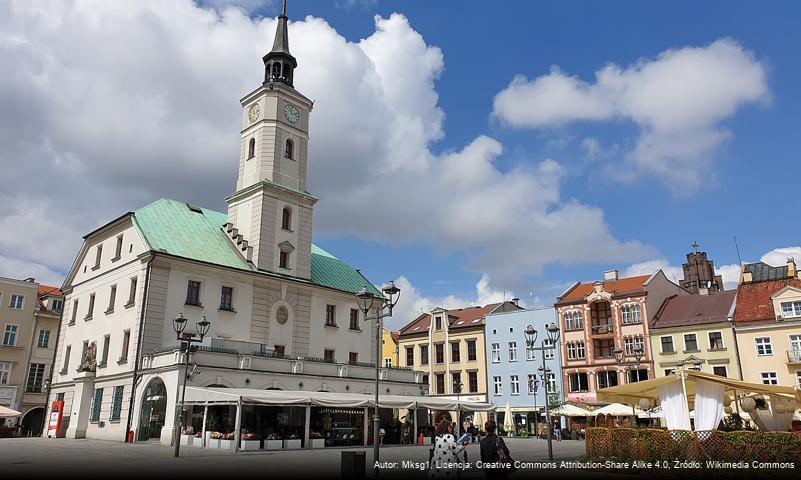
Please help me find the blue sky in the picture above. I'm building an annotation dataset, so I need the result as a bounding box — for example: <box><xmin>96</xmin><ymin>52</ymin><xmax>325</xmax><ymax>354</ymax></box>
<box><xmin>1</xmin><ymin>0</ymin><xmax>799</xmax><ymax>328</ymax></box>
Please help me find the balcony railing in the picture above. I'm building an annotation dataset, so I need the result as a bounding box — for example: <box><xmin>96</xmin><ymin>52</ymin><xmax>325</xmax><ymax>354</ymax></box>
<box><xmin>591</xmin><ymin>324</ymin><xmax>614</xmax><ymax>335</ymax></box>
<box><xmin>787</xmin><ymin>350</ymin><xmax>801</xmax><ymax>363</ymax></box>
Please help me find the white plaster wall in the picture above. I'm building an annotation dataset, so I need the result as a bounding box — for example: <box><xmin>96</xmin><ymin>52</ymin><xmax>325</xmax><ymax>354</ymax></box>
<box><xmin>308</xmin><ymin>292</ymin><xmax>372</xmax><ymax>363</ymax></box>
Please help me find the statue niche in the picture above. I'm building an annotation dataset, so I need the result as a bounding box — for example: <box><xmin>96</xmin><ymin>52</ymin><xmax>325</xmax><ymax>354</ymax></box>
<box><xmin>80</xmin><ymin>341</ymin><xmax>97</xmax><ymax>372</ymax></box>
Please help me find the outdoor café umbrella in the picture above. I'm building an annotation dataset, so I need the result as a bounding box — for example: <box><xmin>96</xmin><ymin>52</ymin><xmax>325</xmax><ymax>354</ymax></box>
<box><xmin>593</xmin><ymin>403</ymin><xmax>642</xmax><ymax>417</ymax></box>
<box><xmin>503</xmin><ymin>403</ymin><xmax>513</xmax><ymax>433</ymax></box>
<box><xmin>550</xmin><ymin>403</ymin><xmax>592</xmax><ymax>417</ymax></box>
<box><xmin>0</xmin><ymin>405</ymin><xmax>21</xmax><ymax>418</ymax></box>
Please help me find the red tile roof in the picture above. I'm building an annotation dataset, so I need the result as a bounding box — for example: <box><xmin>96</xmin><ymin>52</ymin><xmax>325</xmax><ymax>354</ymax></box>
<box><xmin>390</xmin><ymin>331</ymin><xmax>400</xmax><ymax>345</ymax></box>
<box><xmin>399</xmin><ymin>303</ymin><xmax>503</xmax><ymax>335</ymax></box>
<box><xmin>37</xmin><ymin>285</ymin><xmax>63</xmax><ymax>298</ymax></box>
<box><xmin>651</xmin><ymin>290</ymin><xmax>736</xmax><ymax>329</ymax></box>
<box><xmin>557</xmin><ymin>275</ymin><xmax>650</xmax><ymax>303</ymax></box>
<box><xmin>733</xmin><ymin>278</ymin><xmax>801</xmax><ymax>325</ymax></box>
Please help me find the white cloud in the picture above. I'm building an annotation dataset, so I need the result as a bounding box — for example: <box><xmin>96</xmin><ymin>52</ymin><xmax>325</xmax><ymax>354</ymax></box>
<box><xmin>0</xmin><ymin>1</ymin><xmax>649</xmax><ymax>290</ymax></box>
<box><xmin>759</xmin><ymin>246</ymin><xmax>801</xmax><ymax>267</ymax></box>
<box><xmin>0</xmin><ymin>254</ymin><xmax>65</xmax><ymax>286</ymax></box>
<box><xmin>623</xmin><ymin>258</ymin><xmax>684</xmax><ymax>284</ymax></box>
<box><xmin>492</xmin><ymin>39</ymin><xmax>769</xmax><ymax>193</ymax></box>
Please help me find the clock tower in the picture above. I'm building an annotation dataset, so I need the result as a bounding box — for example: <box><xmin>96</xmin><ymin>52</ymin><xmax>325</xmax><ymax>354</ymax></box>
<box><xmin>225</xmin><ymin>0</ymin><xmax>315</xmax><ymax>278</ymax></box>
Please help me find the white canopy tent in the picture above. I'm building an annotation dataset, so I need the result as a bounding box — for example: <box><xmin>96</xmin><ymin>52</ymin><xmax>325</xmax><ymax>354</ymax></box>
<box><xmin>0</xmin><ymin>405</ymin><xmax>21</xmax><ymax>418</ymax></box>
<box><xmin>593</xmin><ymin>402</ymin><xmax>643</xmax><ymax>417</ymax></box>
<box><xmin>550</xmin><ymin>403</ymin><xmax>593</xmax><ymax>417</ymax></box>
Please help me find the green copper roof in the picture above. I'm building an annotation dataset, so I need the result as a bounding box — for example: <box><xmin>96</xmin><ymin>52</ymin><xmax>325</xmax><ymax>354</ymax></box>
<box><xmin>132</xmin><ymin>198</ymin><xmax>381</xmax><ymax>296</ymax></box>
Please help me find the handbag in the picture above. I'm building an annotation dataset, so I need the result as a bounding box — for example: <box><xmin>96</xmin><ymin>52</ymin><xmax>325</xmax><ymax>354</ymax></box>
<box><xmin>495</xmin><ymin>436</ymin><xmax>517</xmax><ymax>473</ymax></box>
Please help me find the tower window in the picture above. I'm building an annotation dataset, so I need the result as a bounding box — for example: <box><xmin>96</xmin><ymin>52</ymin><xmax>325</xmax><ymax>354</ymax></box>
<box><xmin>285</xmin><ymin>139</ymin><xmax>294</xmax><ymax>159</ymax></box>
<box><xmin>279</xmin><ymin>250</ymin><xmax>290</xmax><ymax>269</ymax></box>
<box><xmin>281</xmin><ymin>207</ymin><xmax>292</xmax><ymax>231</ymax></box>
<box><xmin>248</xmin><ymin>138</ymin><xmax>255</xmax><ymax>159</ymax></box>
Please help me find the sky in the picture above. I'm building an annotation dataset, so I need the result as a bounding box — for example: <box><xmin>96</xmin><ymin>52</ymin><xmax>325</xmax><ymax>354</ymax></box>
<box><xmin>1</xmin><ymin>0</ymin><xmax>800</xmax><ymax>329</ymax></box>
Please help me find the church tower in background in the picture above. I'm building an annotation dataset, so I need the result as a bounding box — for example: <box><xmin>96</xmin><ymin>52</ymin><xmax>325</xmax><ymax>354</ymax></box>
<box><xmin>679</xmin><ymin>242</ymin><xmax>724</xmax><ymax>294</ymax></box>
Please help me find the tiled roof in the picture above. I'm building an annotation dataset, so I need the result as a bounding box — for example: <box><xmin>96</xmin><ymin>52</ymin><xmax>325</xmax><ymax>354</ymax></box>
<box><xmin>398</xmin><ymin>303</ymin><xmax>505</xmax><ymax>335</ymax></box>
<box><xmin>733</xmin><ymin>277</ymin><xmax>801</xmax><ymax>325</ymax></box>
<box><xmin>37</xmin><ymin>285</ymin><xmax>63</xmax><ymax>298</ymax></box>
<box><xmin>390</xmin><ymin>331</ymin><xmax>400</xmax><ymax>345</ymax></box>
<box><xmin>651</xmin><ymin>290</ymin><xmax>736</xmax><ymax>329</ymax></box>
<box><xmin>743</xmin><ymin>262</ymin><xmax>789</xmax><ymax>283</ymax></box>
<box><xmin>557</xmin><ymin>275</ymin><xmax>650</xmax><ymax>303</ymax></box>
<box><xmin>132</xmin><ymin>198</ymin><xmax>381</xmax><ymax>296</ymax></box>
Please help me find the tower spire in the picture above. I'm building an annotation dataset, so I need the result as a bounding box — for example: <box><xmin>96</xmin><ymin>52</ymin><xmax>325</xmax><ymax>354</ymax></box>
<box><xmin>263</xmin><ymin>0</ymin><xmax>297</xmax><ymax>86</ymax></box>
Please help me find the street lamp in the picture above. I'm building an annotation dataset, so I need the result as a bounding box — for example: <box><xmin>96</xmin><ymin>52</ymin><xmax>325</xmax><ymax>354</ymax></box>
<box><xmin>357</xmin><ymin>281</ymin><xmax>401</xmax><ymax>474</ymax></box>
<box><xmin>612</xmin><ymin>345</ymin><xmax>645</xmax><ymax>420</ymax></box>
<box><xmin>172</xmin><ymin>313</ymin><xmax>210</xmax><ymax>458</ymax></box>
<box><xmin>528</xmin><ymin>376</ymin><xmax>539</xmax><ymax>437</ymax></box>
<box><xmin>453</xmin><ymin>379</ymin><xmax>463</xmax><ymax>435</ymax></box>
<box><xmin>524</xmin><ymin>322</ymin><xmax>560</xmax><ymax>461</ymax></box>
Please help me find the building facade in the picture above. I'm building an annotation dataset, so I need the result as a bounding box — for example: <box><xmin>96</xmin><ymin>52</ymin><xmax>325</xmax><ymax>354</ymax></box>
<box><xmin>484</xmin><ymin>308</ymin><xmax>562</xmax><ymax>436</ymax></box>
<box><xmin>649</xmin><ymin>290</ymin><xmax>740</xmax><ymax>379</ymax></box>
<box><xmin>382</xmin><ymin>329</ymin><xmax>399</xmax><ymax>368</ymax></box>
<box><xmin>733</xmin><ymin>259</ymin><xmax>801</xmax><ymax>388</ymax></box>
<box><xmin>555</xmin><ymin>269</ymin><xmax>687</xmax><ymax>404</ymax></box>
<box><xmin>46</xmin><ymin>7</ymin><xmax>419</xmax><ymax>446</ymax></box>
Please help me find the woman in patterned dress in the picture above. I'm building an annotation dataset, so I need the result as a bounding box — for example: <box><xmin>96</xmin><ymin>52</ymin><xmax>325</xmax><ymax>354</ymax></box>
<box><xmin>428</xmin><ymin>419</ymin><xmax>466</xmax><ymax>479</ymax></box>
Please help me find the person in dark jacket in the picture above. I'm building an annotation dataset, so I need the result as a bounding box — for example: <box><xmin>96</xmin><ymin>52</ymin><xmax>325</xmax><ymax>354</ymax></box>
<box><xmin>479</xmin><ymin>420</ymin><xmax>511</xmax><ymax>479</ymax></box>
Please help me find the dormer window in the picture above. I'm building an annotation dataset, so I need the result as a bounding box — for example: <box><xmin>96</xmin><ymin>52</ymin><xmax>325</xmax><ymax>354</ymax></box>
<box><xmin>781</xmin><ymin>301</ymin><xmax>801</xmax><ymax>318</ymax></box>
<box><xmin>248</xmin><ymin>138</ymin><xmax>255</xmax><ymax>159</ymax></box>
<box><xmin>285</xmin><ymin>139</ymin><xmax>294</xmax><ymax>159</ymax></box>
<box><xmin>281</xmin><ymin>207</ymin><xmax>292</xmax><ymax>231</ymax></box>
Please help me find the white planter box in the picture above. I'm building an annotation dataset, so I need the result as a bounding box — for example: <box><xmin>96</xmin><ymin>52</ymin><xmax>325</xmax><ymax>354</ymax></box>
<box><xmin>265</xmin><ymin>439</ymin><xmax>283</xmax><ymax>450</ymax></box>
<box><xmin>207</xmin><ymin>438</ymin><xmax>221</xmax><ymax>449</ymax></box>
<box><xmin>283</xmin><ymin>439</ymin><xmax>302</xmax><ymax>450</ymax></box>
<box><xmin>241</xmin><ymin>440</ymin><xmax>261</xmax><ymax>451</ymax></box>
<box><xmin>180</xmin><ymin>434</ymin><xmax>194</xmax><ymax>446</ymax></box>
<box><xmin>310</xmin><ymin>438</ymin><xmax>325</xmax><ymax>449</ymax></box>
<box><xmin>192</xmin><ymin>436</ymin><xmax>203</xmax><ymax>447</ymax></box>
<box><xmin>218</xmin><ymin>439</ymin><xmax>234</xmax><ymax>450</ymax></box>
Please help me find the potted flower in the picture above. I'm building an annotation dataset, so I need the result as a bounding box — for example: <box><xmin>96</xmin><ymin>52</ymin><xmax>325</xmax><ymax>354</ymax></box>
<box><xmin>241</xmin><ymin>432</ymin><xmax>260</xmax><ymax>451</ymax></box>
<box><xmin>265</xmin><ymin>433</ymin><xmax>283</xmax><ymax>451</ymax></box>
<box><xmin>309</xmin><ymin>431</ymin><xmax>325</xmax><ymax>449</ymax></box>
<box><xmin>207</xmin><ymin>431</ymin><xmax>223</xmax><ymax>449</ymax></box>
<box><xmin>283</xmin><ymin>433</ymin><xmax>302</xmax><ymax>450</ymax></box>
<box><xmin>194</xmin><ymin>431</ymin><xmax>203</xmax><ymax>447</ymax></box>
<box><xmin>181</xmin><ymin>426</ymin><xmax>195</xmax><ymax>446</ymax></box>
<box><xmin>219</xmin><ymin>432</ymin><xmax>235</xmax><ymax>450</ymax></box>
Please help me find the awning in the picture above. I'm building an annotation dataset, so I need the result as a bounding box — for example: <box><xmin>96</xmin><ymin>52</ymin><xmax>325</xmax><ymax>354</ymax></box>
<box><xmin>181</xmin><ymin>387</ymin><xmax>496</xmax><ymax>411</ymax></box>
<box><xmin>0</xmin><ymin>405</ymin><xmax>21</xmax><ymax>418</ymax></box>
<box><xmin>593</xmin><ymin>402</ymin><xmax>642</xmax><ymax>416</ymax></box>
<box><xmin>550</xmin><ymin>403</ymin><xmax>593</xmax><ymax>417</ymax></box>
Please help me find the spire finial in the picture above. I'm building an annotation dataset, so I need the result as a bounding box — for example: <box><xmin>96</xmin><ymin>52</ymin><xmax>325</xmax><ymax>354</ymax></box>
<box><xmin>281</xmin><ymin>0</ymin><xmax>287</xmax><ymax>17</ymax></box>
<box><xmin>691</xmin><ymin>241</ymin><xmax>700</xmax><ymax>254</ymax></box>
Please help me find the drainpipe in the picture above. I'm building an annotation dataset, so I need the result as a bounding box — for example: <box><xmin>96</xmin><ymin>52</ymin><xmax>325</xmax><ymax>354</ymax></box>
<box><xmin>123</xmin><ymin>255</ymin><xmax>154</xmax><ymax>442</ymax></box>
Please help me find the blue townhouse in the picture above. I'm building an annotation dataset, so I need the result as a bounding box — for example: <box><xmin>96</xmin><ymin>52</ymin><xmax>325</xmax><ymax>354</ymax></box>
<box><xmin>484</xmin><ymin>307</ymin><xmax>564</xmax><ymax>436</ymax></box>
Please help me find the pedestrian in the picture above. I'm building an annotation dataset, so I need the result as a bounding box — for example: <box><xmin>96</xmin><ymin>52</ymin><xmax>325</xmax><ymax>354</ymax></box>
<box><xmin>428</xmin><ymin>419</ymin><xmax>467</xmax><ymax>479</ymax></box>
<box><xmin>555</xmin><ymin>427</ymin><xmax>562</xmax><ymax>442</ymax></box>
<box><xmin>479</xmin><ymin>420</ymin><xmax>515</xmax><ymax>479</ymax></box>
<box><xmin>379</xmin><ymin>426</ymin><xmax>386</xmax><ymax>447</ymax></box>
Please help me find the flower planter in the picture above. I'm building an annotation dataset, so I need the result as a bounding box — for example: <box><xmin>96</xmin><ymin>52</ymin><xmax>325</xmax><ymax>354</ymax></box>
<box><xmin>241</xmin><ymin>440</ymin><xmax>261</xmax><ymax>451</ymax></box>
<box><xmin>180</xmin><ymin>434</ymin><xmax>194</xmax><ymax>446</ymax></box>
<box><xmin>310</xmin><ymin>438</ymin><xmax>325</xmax><ymax>449</ymax></box>
<box><xmin>207</xmin><ymin>438</ymin><xmax>221</xmax><ymax>449</ymax></box>
<box><xmin>283</xmin><ymin>439</ymin><xmax>302</xmax><ymax>450</ymax></box>
<box><xmin>218</xmin><ymin>439</ymin><xmax>234</xmax><ymax>450</ymax></box>
<box><xmin>265</xmin><ymin>439</ymin><xmax>283</xmax><ymax>451</ymax></box>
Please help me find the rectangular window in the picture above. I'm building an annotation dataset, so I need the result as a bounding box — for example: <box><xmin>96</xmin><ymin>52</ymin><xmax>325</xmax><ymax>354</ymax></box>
<box><xmin>100</xmin><ymin>335</ymin><xmax>110</xmax><ymax>367</ymax></box>
<box><xmin>384</xmin><ymin>358</ymin><xmax>392</xmax><ymax>367</ymax></box>
<box><xmin>90</xmin><ymin>388</ymin><xmax>103</xmax><ymax>422</ymax></box>
<box><xmin>684</xmin><ymin>333</ymin><xmax>698</xmax><ymax>352</ymax></box>
<box><xmin>323</xmin><ymin>349</ymin><xmax>335</xmax><ymax>362</ymax></box>
<box><xmin>577</xmin><ymin>341</ymin><xmax>585</xmax><ymax>359</ymax></box>
<box><xmin>491</xmin><ymin>343</ymin><xmax>501</xmax><ymax>363</ymax></box>
<box><xmin>624</xmin><ymin>337</ymin><xmax>634</xmax><ymax>355</ymax></box>
<box><xmin>594</xmin><ymin>339</ymin><xmax>614</xmax><ymax>358</ymax></box>
<box><xmin>713</xmin><ymin>366</ymin><xmax>728</xmax><ymax>377</ymax></box>
<box><xmin>126</xmin><ymin>277</ymin><xmax>137</xmax><ymax>306</ymax></box>
<box><xmin>279</xmin><ymin>250</ymin><xmax>289</xmax><ymax>269</ymax></box>
<box><xmin>526</xmin><ymin>343</ymin><xmax>536</xmax><ymax>360</ymax></box>
<box><xmin>435</xmin><ymin>343</ymin><xmax>444</xmax><ymax>364</ymax></box>
<box><xmin>452</xmin><ymin>372</ymin><xmax>461</xmax><ymax>392</ymax></box>
<box><xmin>621</xmin><ymin>304</ymin><xmax>641</xmax><ymax>324</ymax></box>
<box><xmin>220</xmin><ymin>286</ymin><xmax>234</xmax><ymax>311</ymax></box>
<box><xmin>325</xmin><ymin>304</ymin><xmax>336</xmax><ymax>327</ymax></box>
<box><xmin>93</xmin><ymin>244</ymin><xmax>103</xmax><ymax>268</ymax></box>
<box><xmin>113</xmin><ymin>235</ymin><xmax>123</xmax><ymax>260</ymax></box>
<box><xmin>349</xmin><ymin>352</ymin><xmax>359</xmax><ymax>364</ymax></box>
<box><xmin>3</xmin><ymin>325</ymin><xmax>18</xmax><ymax>346</ymax></box>
<box><xmin>468</xmin><ymin>371</ymin><xmax>478</xmax><ymax>393</ymax></box>
<box><xmin>467</xmin><ymin>340</ymin><xmax>477</xmax><ymax>361</ymax></box>
<box><xmin>0</xmin><ymin>362</ymin><xmax>12</xmax><ymax>384</ymax></box>
<box><xmin>9</xmin><ymin>294</ymin><xmax>24</xmax><ymax>310</ymax></box>
<box><xmin>274</xmin><ymin>345</ymin><xmax>285</xmax><ymax>355</ymax></box>
<box><xmin>781</xmin><ymin>301</ymin><xmax>801</xmax><ymax>318</ymax></box>
<box><xmin>435</xmin><ymin>316</ymin><xmax>442</xmax><ymax>331</ymax></box>
<box><xmin>451</xmin><ymin>341</ymin><xmax>460</xmax><ymax>362</ymax></box>
<box><xmin>761</xmin><ymin>371</ymin><xmax>778</xmax><ymax>385</ymax></box>
<box><xmin>422</xmin><ymin>374</ymin><xmax>429</xmax><ymax>388</ymax></box>
<box><xmin>186</xmin><ymin>280</ymin><xmax>201</xmax><ymax>306</ymax></box>
<box><xmin>37</xmin><ymin>330</ymin><xmax>51</xmax><ymax>348</ymax></box>
<box><xmin>527</xmin><ymin>374</ymin><xmax>537</xmax><ymax>394</ymax></box>
<box><xmin>106</xmin><ymin>285</ymin><xmax>117</xmax><ymax>313</ymax></box>
<box><xmin>120</xmin><ymin>330</ymin><xmax>130</xmax><ymax>363</ymax></box>
<box><xmin>62</xmin><ymin>345</ymin><xmax>71</xmax><ymax>372</ymax></box>
<box><xmin>436</xmin><ymin>374</ymin><xmax>445</xmax><ymax>394</ymax></box>
<box><xmin>420</xmin><ymin>345</ymin><xmax>429</xmax><ymax>365</ymax></box>
<box><xmin>510</xmin><ymin>375</ymin><xmax>520</xmax><ymax>395</ymax></box>
<box><xmin>708</xmin><ymin>332</ymin><xmax>724</xmax><ymax>350</ymax></box>
<box><xmin>349</xmin><ymin>309</ymin><xmax>360</xmax><ymax>330</ymax></box>
<box><xmin>564</xmin><ymin>311</ymin><xmax>583</xmax><ymax>331</ymax></box>
<box><xmin>51</xmin><ymin>299</ymin><xmax>63</xmax><ymax>312</ymax></box>
<box><xmin>26</xmin><ymin>363</ymin><xmax>45</xmax><ymax>392</ymax></box>
<box><xmin>71</xmin><ymin>300</ymin><xmax>79</xmax><ymax>323</ymax></box>
<box><xmin>568</xmin><ymin>372</ymin><xmax>589</xmax><ymax>392</ymax></box>
<box><xmin>405</xmin><ymin>346</ymin><xmax>414</xmax><ymax>366</ymax></box>
<box><xmin>508</xmin><ymin>341</ymin><xmax>518</xmax><ymax>362</ymax></box>
<box><xmin>755</xmin><ymin>337</ymin><xmax>773</xmax><ymax>356</ymax></box>
<box><xmin>546</xmin><ymin>372</ymin><xmax>557</xmax><ymax>393</ymax></box>
<box><xmin>111</xmin><ymin>385</ymin><xmax>124</xmax><ymax>421</ymax></box>
<box><xmin>86</xmin><ymin>293</ymin><xmax>95</xmax><ymax>319</ymax></box>
<box><xmin>493</xmin><ymin>376</ymin><xmax>503</xmax><ymax>396</ymax></box>
<box><xmin>627</xmin><ymin>369</ymin><xmax>648</xmax><ymax>383</ymax></box>
<box><xmin>596</xmin><ymin>370</ymin><xmax>618</xmax><ymax>389</ymax></box>
<box><xmin>661</xmin><ymin>336</ymin><xmax>674</xmax><ymax>353</ymax></box>
<box><xmin>544</xmin><ymin>339</ymin><xmax>555</xmax><ymax>359</ymax></box>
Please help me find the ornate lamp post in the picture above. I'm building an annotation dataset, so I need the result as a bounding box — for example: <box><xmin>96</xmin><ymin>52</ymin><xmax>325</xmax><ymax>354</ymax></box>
<box><xmin>528</xmin><ymin>376</ymin><xmax>539</xmax><ymax>437</ymax></box>
<box><xmin>613</xmin><ymin>345</ymin><xmax>645</xmax><ymax>419</ymax></box>
<box><xmin>172</xmin><ymin>313</ymin><xmax>210</xmax><ymax>458</ymax></box>
<box><xmin>357</xmin><ymin>281</ymin><xmax>401</xmax><ymax>475</ymax></box>
<box><xmin>524</xmin><ymin>323</ymin><xmax>560</xmax><ymax>461</ymax></box>
<box><xmin>453</xmin><ymin>379</ymin><xmax>463</xmax><ymax>435</ymax></box>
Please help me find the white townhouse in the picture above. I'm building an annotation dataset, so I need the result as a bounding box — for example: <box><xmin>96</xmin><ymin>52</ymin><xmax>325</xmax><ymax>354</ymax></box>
<box><xmin>47</xmin><ymin>6</ymin><xmax>420</xmax><ymax>446</ymax></box>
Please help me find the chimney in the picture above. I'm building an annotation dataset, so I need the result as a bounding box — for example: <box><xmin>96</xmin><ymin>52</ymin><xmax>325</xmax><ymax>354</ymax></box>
<box><xmin>788</xmin><ymin>258</ymin><xmax>797</xmax><ymax>278</ymax></box>
<box><xmin>604</xmin><ymin>269</ymin><xmax>619</xmax><ymax>281</ymax></box>
<box><xmin>511</xmin><ymin>298</ymin><xmax>519</xmax><ymax>306</ymax></box>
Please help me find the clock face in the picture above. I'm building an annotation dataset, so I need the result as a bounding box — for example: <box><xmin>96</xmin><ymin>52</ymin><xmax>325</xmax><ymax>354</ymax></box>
<box><xmin>247</xmin><ymin>103</ymin><xmax>260</xmax><ymax>123</ymax></box>
<box><xmin>283</xmin><ymin>104</ymin><xmax>300</xmax><ymax>124</ymax></box>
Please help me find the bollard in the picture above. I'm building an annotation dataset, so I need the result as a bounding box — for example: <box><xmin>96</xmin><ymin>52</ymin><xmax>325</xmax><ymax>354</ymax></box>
<box><xmin>341</xmin><ymin>450</ymin><xmax>366</xmax><ymax>480</ymax></box>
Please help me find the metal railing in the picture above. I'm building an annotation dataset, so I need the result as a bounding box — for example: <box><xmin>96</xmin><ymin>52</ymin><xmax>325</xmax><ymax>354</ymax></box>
<box><xmin>786</xmin><ymin>349</ymin><xmax>801</xmax><ymax>363</ymax></box>
<box><xmin>591</xmin><ymin>324</ymin><xmax>614</xmax><ymax>335</ymax></box>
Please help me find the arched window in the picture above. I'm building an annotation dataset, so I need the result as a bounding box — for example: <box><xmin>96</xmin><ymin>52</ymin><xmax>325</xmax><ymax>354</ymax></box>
<box><xmin>248</xmin><ymin>138</ymin><xmax>255</xmax><ymax>159</ymax></box>
<box><xmin>284</xmin><ymin>139</ymin><xmax>293</xmax><ymax>159</ymax></box>
<box><xmin>272</xmin><ymin>63</ymin><xmax>281</xmax><ymax>80</ymax></box>
<box><xmin>281</xmin><ymin>207</ymin><xmax>291</xmax><ymax>231</ymax></box>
